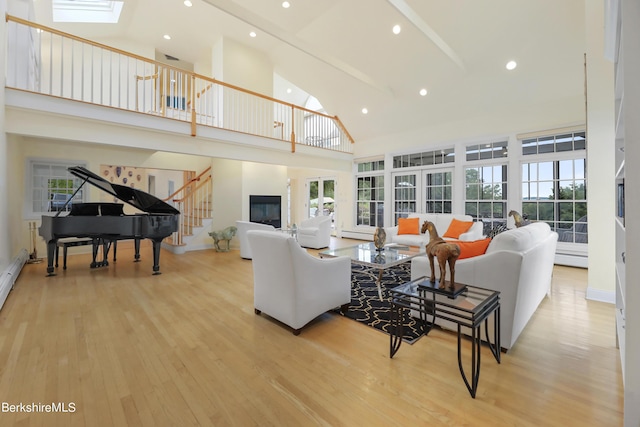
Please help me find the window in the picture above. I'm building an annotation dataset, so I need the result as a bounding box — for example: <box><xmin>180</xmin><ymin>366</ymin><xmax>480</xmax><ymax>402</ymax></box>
<box><xmin>522</xmin><ymin>132</ymin><xmax>585</xmax><ymax>155</ymax></box>
<box><xmin>393</xmin><ymin>148</ymin><xmax>454</xmax><ymax>168</ymax></box>
<box><xmin>522</xmin><ymin>159</ymin><xmax>587</xmax><ymax>243</ymax></box>
<box><xmin>520</xmin><ymin>130</ymin><xmax>587</xmax><ymax>243</ymax></box>
<box><xmin>465</xmin><ymin>165</ymin><xmax>507</xmax><ymax>229</ymax></box>
<box><xmin>424</xmin><ymin>170</ymin><xmax>452</xmax><ymax>214</ymax></box>
<box><xmin>392</xmin><ymin>173</ymin><xmax>417</xmax><ymax>224</ymax></box>
<box><xmin>466</xmin><ymin>141</ymin><xmax>508</xmax><ymax>161</ymax></box>
<box><xmin>28</xmin><ymin>160</ymin><xmax>86</xmax><ymax>217</ymax></box>
<box><xmin>355</xmin><ymin>160</ymin><xmax>384</xmax><ymax>227</ymax></box>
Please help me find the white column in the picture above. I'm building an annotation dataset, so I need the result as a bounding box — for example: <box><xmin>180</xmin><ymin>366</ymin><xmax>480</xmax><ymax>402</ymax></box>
<box><xmin>585</xmin><ymin>0</ymin><xmax>616</xmax><ymax>302</ymax></box>
<box><xmin>0</xmin><ymin>0</ymin><xmax>11</xmax><ymax>271</ymax></box>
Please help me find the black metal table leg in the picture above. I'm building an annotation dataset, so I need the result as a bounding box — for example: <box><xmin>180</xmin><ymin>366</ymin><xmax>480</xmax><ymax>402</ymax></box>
<box><xmin>390</xmin><ymin>300</ymin><xmax>403</xmax><ymax>358</ymax></box>
<box><xmin>484</xmin><ymin>307</ymin><xmax>502</xmax><ymax>363</ymax></box>
<box><xmin>457</xmin><ymin>325</ymin><xmax>482</xmax><ymax>398</ymax></box>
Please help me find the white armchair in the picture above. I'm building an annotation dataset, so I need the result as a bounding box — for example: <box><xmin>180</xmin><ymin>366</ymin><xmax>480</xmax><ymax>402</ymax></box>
<box><xmin>247</xmin><ymin>230</ymin><xmax>351</xmax><ymax>335</ymax></box>
<box><xmin>297</xmin><ymin>215</ymin><xmax>332</xmax><ymax>249</ymax></box>
<box><xmin>236</xmin><ymin>220</ymin><xmax>276</xmax><ymax>259</ymax></box>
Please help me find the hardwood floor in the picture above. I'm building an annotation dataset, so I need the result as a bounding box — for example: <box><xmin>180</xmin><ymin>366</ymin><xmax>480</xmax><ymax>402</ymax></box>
<box><xmin>0</xmin><ymin>238</ymin><xmax>623</xmax><ymax>426</ymax></box>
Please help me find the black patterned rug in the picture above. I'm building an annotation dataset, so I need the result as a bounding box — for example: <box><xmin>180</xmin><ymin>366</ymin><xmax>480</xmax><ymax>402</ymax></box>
<box><xmin>338</xmin><ymin>263</ymin><xmax>424</xmax><ymax>344</ymax></box>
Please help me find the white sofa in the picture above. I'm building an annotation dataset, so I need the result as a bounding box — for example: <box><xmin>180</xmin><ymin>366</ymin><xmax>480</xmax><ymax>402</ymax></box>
<box><xmin>297</xmin><ymin>215</ymin><xmax>332</xmax><ymax>249</ymax></box>
<box><xmin>236</xmin><ymin>220</ymin><xmax>276</xmax><ymax>259</ymax></box>
<box><xmin>247</xmin><ymin>230</ymin><xmax>351</xmax><ymax>335</ymax></box>
<box><xmin>410</xmin><ymin>222</ymin><xmax>558</xmax><ymax>351</ymax></box>
<box><xmin>384</xmin><ymin>213</ymin><xmax>484</xmax><ymax>247</ymax></box>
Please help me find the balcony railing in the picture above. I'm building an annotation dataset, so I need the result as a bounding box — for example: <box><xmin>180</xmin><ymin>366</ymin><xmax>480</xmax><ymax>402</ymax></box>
<box><xmin>5</xmin><ymin>15</ymin><xmax>354</xmax><ymax>153</ymax></box>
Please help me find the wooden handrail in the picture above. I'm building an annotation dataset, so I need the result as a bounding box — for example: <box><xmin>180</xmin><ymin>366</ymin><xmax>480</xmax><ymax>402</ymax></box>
<box><xmin>6</xmin><ymin>14</ymin><xmax>355</xmax><ymax>150</ymax></box>
<box><xmin>164</xmin><ymin>166</ymin><xmax>212</xmax><ymax>202</ymax></box>
<box><xmin>334</xmin><ymin>115</ymin><xmax>355</xmax><ymax>144</ymax></box>
<box><xmin>187</xmin><ymin>175</ymin><xmax>213</xmax><ymax>198</ymax></box>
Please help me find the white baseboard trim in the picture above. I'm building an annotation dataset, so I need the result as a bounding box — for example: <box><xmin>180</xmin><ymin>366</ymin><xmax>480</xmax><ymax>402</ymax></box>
<box><xmin>554</xmin><ymin>253</ymin><xmax>588</xmax><ymax>268</ymax></box>
<box><xmin>184</xmin><ymin>243</ymin><xmax>216</xmax><ymax>252</ymax></box>
<box><xmin>586</xmin><ymin>287</ymin><xmax>615</xmax><ymax>304</ymax></box>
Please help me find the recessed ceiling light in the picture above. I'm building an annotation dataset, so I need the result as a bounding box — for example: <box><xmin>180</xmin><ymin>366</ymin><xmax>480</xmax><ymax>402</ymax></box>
<box><xmin>163</xmin><ymin>34</ymin><xmax>171</xmax><ymax>40</ymax></box>
<box><xmin>419</xmin><ymin>88</ymin><xmax>428</xmax><ymax>96</ymax></box>
<box><xmin>183</xmin><ymin>0</ymin><xmax>192</xmax><ymax>6</ymax></box>
<box><xmin>506</xmin><ymin>60</ymin><xmax>517</xmax><ymax>70</ymax></box>
<box><xmin>282</xmin><ymin>1</ymin><xmax>291</xmax><ymax>8</ymax></box>
<box><xmin>392</xmin><ymin>24</ymin><xmax>401</xmax><ymax>35</ymax></box>
<box><xmin>249</xmin><ymin>31</ymin><xmax>257</xmax><ymax>38</ymax></box>
<box><xmin>286</xmin><ymin>88</ymin><xmax>292</xmax><ymax>94</ymax></box>
<box><xmin>361</xmin><ymin>108</ymin><xmax>368</xmax><ymax>115</ymax></box>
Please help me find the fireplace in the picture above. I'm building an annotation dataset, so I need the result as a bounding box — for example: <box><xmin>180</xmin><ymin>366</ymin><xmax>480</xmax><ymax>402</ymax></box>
<box><xmin>249</xmin><ymin>195</ymin><xmax>282</xmax><ymax>229</ymax></box>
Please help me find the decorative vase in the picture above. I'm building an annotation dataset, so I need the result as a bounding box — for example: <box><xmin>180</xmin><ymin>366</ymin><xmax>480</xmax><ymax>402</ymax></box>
<box><xmin>373</xmin><ymin>227</ymin><xmax>386</xmax><ymax>251</ymax></box>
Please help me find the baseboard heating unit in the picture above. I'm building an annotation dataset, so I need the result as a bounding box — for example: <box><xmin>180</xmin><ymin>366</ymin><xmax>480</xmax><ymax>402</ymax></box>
<box><xmin>0</xmin><ymin>248</ymin><xmax>28</xmax><ymax>311</ymax></box>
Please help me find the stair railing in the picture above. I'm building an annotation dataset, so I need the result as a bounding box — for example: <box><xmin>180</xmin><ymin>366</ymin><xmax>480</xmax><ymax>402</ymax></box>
<box><xmin>5</xmin><ymin>15</ymin><xmax>355</xmax><ymax>153</ymax></box>
<box><xmin>164</xmin><ymin>167</ymin><xmax>213</xmax><ymax>246</ymax></box>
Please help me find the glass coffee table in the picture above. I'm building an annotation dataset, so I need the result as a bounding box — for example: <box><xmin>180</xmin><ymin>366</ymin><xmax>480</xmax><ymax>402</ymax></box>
<box><xmin>319</xmin><ymin>243</ymin><xmax>422</xmax><ymax>299</ymax></box>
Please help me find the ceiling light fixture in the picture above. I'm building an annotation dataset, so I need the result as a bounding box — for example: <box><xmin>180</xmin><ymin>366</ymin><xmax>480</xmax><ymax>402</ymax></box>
<box><xmin>506</xmin><ymin>60</ymin><xmax>517</xmax><ymax>70</ymax></box>
<box><xmin>282</xmin><ymin>1</ymin><xmax>291</xmax><ymax>8</ymax></box>
<box><xmin>419</xmin><ymin>88</ymin><xmax>428</xmax><ymax>96</ymax></box>
<box><xmin>163</xmin><ymin>34</ymin><xmax>171</xmax><ymax>40</ymax></box>
<box><xmin>183</xmin><ymin>0</ymin><xmax>192</xmax><ymax>7</ymax></box>
<box><xmin>392</xmin><ymin>24</ymin><xmax>401</xmax><ymax>35</ymax></box>
<box><xmin>286</xmin><ymin>88</ymin><xmax>292</xmax><ymax>94</ymax></box>
<box><xmin>362</xmin><ymin>108</ymin><xmax>368</xmax><ymax>115</ymax></box>
<box><xmin>249</xmin><ymin>31</ymin><xmax>257</xmax><ymax>38</ymax></box>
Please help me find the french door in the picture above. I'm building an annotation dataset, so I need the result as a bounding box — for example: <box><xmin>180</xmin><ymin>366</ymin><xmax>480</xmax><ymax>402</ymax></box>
<box><xmin>307</xmin><ymin>177</ymin><xmax>336</xmax><ymax>230</ymax></box>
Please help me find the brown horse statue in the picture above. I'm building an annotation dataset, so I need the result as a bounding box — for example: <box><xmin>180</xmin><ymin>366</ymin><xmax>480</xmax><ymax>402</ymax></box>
<box><xmin>421</xmin><ymin>221</ymin><xmax>461</xmax><ymax>290</ymax></box>
<box><xmin>508</xmin><ymin>210</ymin><xmax>530</xmax><ymax>227</ymax></box>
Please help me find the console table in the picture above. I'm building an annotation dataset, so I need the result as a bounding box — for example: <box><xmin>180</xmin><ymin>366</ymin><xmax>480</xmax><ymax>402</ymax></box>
<box><xmin>389</xmin><ymin>276</ymin><xmax>501</xmax><ymax>398</ymax></box>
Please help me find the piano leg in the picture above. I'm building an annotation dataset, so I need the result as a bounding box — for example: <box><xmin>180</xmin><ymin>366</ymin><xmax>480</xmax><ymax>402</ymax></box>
<box><xmin>90</xmin><ymin>238</ymin><xmax>101</xmax><ymax>268</ymax></box>
<box><xmin>100</xmin><ymin>240</ymin><xmax>111</xmax><ymax>267</ymax></box>
<box><xmin>151</xmin><ymin>239</ymin><xmax>162</xmax><ymax>275</ymax></box>
<box><xmin>134</xmin><ymin>238</ymin><xmax>141</xmax><ymax>262</ymax></box>
<box><xmin>46</xmin><ymin>240</ymin><xmax>57</xmax><ymax>276</ymax></box>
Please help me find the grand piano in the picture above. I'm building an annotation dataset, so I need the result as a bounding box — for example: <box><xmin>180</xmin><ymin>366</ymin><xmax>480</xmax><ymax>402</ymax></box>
<box><xmin>39</xmin><ymin>166</ymin><xmax>180</xmax><ymax>276</ymax></box>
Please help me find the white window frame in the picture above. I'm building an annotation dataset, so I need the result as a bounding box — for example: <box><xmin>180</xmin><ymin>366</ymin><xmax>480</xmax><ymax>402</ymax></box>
<box><xmin>464</xmin><ymin>161</ymin><xmax>508</xmax><ymax>230</ymax></box>
<box><xmin>518</xmin><ymin>130</ymin><xmax>587</xmax><ymax>256</ymax></box>
<box><xmin>354</xmin><ymin>159</ymin><xmax>385</xmax><ymax>228</ymax></box>
<box><xmin>423</xmin><ymin>168</ymin><xmax>453</xmax><ymax>214</ymax></box>
<box><xmin>25</xmin><ymin>158</ymin><xmax>87</xmax><ymax>220</ymax></box>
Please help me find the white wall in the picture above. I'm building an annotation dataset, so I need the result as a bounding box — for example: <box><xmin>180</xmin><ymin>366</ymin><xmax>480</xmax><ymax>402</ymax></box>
<box><xmin>242</xmin><ymin>162</ymin><xmax>288</xmax><ymax>227</ymax></box>
<box><xmin>211</xmin><ymin>158</ymin><xmax>242</xmax><ymax>246</ymax></box>
<box><xmin>214</xmin><ymin>37</ymin><xmax>272</xmax><ymax>95</ymax></box>
<box><xmin>585</xmin><ymin>0</ymin><xmax>616</xmax><ymax>299</ymax></box>
<box><xmin>0</xmin><ymin>0</ymin><xmax>10</xmax><ymax>271</ymax></box>
<box><xmin>208</xmin><ymin>159</ymin><xmax>288</xmax><ymax>250</ymax></box>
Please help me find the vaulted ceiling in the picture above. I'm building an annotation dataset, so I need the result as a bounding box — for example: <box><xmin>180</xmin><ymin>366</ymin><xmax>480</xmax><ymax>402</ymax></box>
<box><xmin>30</xmin><ymin>0</ymin><xmax>587</xmax><ymax>142</ymax></box>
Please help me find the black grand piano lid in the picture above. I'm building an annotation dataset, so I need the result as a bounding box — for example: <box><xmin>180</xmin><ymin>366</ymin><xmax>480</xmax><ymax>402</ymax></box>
<box><xmin>68</xmin><ymin>166</ymin><xmax>180</xmax><ymax>215</ymax></box>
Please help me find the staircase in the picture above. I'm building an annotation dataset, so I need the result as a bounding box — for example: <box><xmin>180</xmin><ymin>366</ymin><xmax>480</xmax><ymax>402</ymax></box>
<box><xmin>162</xmin><ymin>167</ymin><xmax>213</xmax><ymax>254</ymax></box>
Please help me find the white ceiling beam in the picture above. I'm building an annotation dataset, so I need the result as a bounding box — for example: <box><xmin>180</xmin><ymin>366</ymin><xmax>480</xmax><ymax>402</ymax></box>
<box><xmin>387</xmin><ymin>0</ymin><xmax>465</xmax><ymax>71</ymax></box>
<box><xmin>201</xmin><ymin>0</ymin><xmax>393</xmax><ymax>96</ymax></box>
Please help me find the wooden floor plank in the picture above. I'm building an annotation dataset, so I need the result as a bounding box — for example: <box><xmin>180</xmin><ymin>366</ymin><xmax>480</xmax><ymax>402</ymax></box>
<box><xmin>0</xmin><ymin>238</ymin><xmax>623</xmax><ymax>426</ymax></box>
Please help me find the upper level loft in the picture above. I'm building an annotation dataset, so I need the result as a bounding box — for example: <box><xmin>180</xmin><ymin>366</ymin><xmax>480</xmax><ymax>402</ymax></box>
<box><xmin>4</xmin><ymin>15</ymin><xmax>355</xmax><ymax>157</ymax></box>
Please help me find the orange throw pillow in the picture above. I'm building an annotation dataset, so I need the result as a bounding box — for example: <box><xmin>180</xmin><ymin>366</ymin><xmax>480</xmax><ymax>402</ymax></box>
<box><xmin>443</xmin><ymin>218</ymin><xmax>474</xmax><ymax>239</ymax></box>
<box><xmin>456</xmin><ymin>238</ymin><xmax>491</xmax><ymax>259</ymax></box>
<box><xmin>397</xmin><ymin>217</ymin><xmax>420</xmax><ymax>235</ymax></box>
